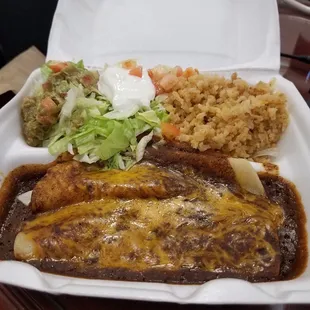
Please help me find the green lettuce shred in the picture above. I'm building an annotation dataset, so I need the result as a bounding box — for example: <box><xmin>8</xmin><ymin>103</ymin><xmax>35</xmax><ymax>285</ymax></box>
<box><xmin>44</xmin><ymin>68</ymin><xmax>169</xmax><ymax>170</ymax></box>
<box><xmin>40</xmin><ymin>63</ymin><xmax>53</xmax><ymax>79</ymax></box>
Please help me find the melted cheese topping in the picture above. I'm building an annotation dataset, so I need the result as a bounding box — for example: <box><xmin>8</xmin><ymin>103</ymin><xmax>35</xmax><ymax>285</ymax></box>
<box><xmin>16</xmin><ymin>188</ymin><xmax>284</xmax><ymax>275</ymax></box>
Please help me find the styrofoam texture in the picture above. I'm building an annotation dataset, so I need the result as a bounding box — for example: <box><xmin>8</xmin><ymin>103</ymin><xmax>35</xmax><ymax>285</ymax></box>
<box><xmin>0</xmin><ymin>67</ymin><xmax>309</xmax><ymax>304</ymax></box>
<box><xmin>47</xmin><ymin>0</ymin><xmax>280</xmax><ymax>71</ymax></box>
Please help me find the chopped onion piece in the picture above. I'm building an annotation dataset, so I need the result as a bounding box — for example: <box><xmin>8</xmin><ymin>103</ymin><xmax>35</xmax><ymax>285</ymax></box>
<box><xmin>136</xmin><ymin>131</ymin><xmax>153</xmax><ymax>162</ymax></box>
<box><xmin>254</xmin><ymin>148</ymin><xmax>278</xmax><ymax>158</ymax></box>
<box><xmin>17</xmin><ymin>190</ymin><xmax>33</xmax><ymax>206</ymax></box>
<box><xmin>118</xmin><ymin>155</ymin><xmax>125</xmax><ymax>170</ymax></box>
<box><xmin>67</xmin><ymin>143</ymin><xmax>74</xmax><ymax>155</ymax></box>
<box><xmin>229</xmin><ymin>158</ymin><xmax>265</xmax><ymax>196</ymax></box>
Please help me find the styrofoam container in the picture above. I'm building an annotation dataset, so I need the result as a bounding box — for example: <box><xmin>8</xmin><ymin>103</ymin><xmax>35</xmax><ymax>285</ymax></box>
<box><xmin>0</xmin><ymin>0</ymin><xmax>309</xmax><ymax>304</ymax></box>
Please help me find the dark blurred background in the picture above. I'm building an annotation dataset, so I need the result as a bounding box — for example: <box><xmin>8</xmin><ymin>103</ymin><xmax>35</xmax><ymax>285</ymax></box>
<box><xmin>0</xmin><ymin>0</ymin><xmax>58</xmax><ymax>68</ymax></box>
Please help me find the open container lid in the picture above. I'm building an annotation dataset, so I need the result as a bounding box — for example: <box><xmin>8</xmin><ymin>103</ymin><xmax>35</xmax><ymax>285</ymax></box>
<box><xmin>47</xmin><ymin>0</ymin><xmax>280</xmax><ymax>71</ymax></box>
<box><xmin>5</xmin><ymin>0</ymin><xmax>310</xmax><ymax>304</ymax></box>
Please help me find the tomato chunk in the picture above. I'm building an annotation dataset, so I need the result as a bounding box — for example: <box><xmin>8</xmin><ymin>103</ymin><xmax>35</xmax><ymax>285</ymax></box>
<box><xmin>147</xmin><ymin>69</ymin><xmax>154</xmax><ymax>79</ymax></box>
<box><xmin>154</xmin><ymin>83</ymin><xmax>165</xmax><ymax>96</ymax></box>
<box><xmin>161</xmin><ymin>123</ymin><xmax>180</xmax><ymax>140</ymax></box>
<box><xmin>129</xmin><ymin>66</ymin><xmax>143</xmax><ymax>78</ymax></box>
<box><xmin>48</xmin><ymin>62</ymin><xmax>68</xmax><ymax>73</ymax></box>
<box><xmin>159</xmin><ymin>74</ymin><xmax>178</xmax><ymax>91</ymax></box>
<box><xmin>36</xmin><ymin>115</ymin><xmax>57</xmax><ymax>125</ymax></box>
<box><xmin>82</xmin><ymin>74</ymin><xmax>95</xmax><ymax>86</ymax></box>
<box><xmin>183</xmin><ymin>67</ymin><xmax>198</xmax><ymax>78</ymax></box>
<box><xmin>39</xmin><ymin>97</ymin><xmax>58</xmax><ymax>114</ymax></box>
<box><xmin>37</xmin><ymin>97</ymin><xmax>58</xmax><ymax>125</ymax></box>
<box><xmin>121</xmin><ymin>59</ymin><xmax>137</xmax><ymax>70</ymax></box>
<box><xmin>148</xmin><ymin>65</ymin><xmax>185</xmax><ymax>94</ymax></box>
<box><xmin>149</xmin><ymin>65</ymin><xmax>169</xmax><ymax>81</ymax></box>
<box><xmin>42</xmin><ymin>81</ymin><xmax>52</xmax><ymax>92</ymax></box>
<box><xmin>173</xmin><ymin>66</ymin><xmax>183</xmax><ymax>77</ymax></box>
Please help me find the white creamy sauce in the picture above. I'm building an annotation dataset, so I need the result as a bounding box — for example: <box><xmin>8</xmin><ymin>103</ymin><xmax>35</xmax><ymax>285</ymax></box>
<box><xmin>98</xmin><ymin>66</ymin><xmax>155</xmax><ymax>114</ymax></box>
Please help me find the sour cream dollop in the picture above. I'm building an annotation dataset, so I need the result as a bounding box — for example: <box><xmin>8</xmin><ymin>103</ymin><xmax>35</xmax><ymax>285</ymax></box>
<box><xmin>98</xmin><ymin>66</ymin><xmax>155</xmax><ymax>116</ymax></box>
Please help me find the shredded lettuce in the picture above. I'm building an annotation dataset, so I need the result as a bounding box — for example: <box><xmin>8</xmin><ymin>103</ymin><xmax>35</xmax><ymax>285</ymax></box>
<box><xmin>44</xmin><ymin>66</ymin><xmax>169</xmax><ymax>170</ymax></box>
<box><xmin>137</xmin><ymin>110</ymin><xmax>160</xmax><ymax>126</ymax></box>
<box><xmin>48</xmin><ymin>109</ymin><xmax>156</xmax><ymax>169</ymax></box>
<box><xmin>106</xmin><ymin>153</ymin><xmax>125</xmax><ymax>170</ymax></box>
<box><xmin>48</xmin><ymin>136</ymin><xmax>71</xmax><ymax>155</ymax></box>
<box><xmin>57</xmin><ymin>80</ymin><xmax>70</xmax><ymax>93</ymax></box>
<box><xmin>76</xmin><ymin>59</ymin><xmax>85</xmax><ymax>69</ymax></box>
<box><xmin>151</xmin><ymin>99</ymin><xmax>169</xmax><ymax>122</ymax></box>
<box><xmin>59</xmin><ymin>85</ymin><xmax>84</xmax><ymax>126</ymax></box>
<box><xmin>41</xmin><ymin>63</ymin><xmax>53</xmax><ymax>79</ymax></box>
<box><xmin>73</xmin><ymin>153</ymin><xmax>99</xmax><ymax>164</ymax></box>
<box><xmin>96</xmin><ymin>122</ymin><xmax>130</xmax><ymax>160</ymax></box>
<box><xmin>105</xmin><ymin>154</ymin><xmax>135</xmax><ymax>170</ymax></box>
<box><xmin>76</xmin><ymin>97</ymin><xmax>109</xmax><ymax>112</ymax></box>
<box><xmin>40</xmin><ymin>59</ymin><xmax>85</xmax><ymax>80</ymax></box>
<box><xmin>103</xmin><ymin>105</ymin><xmax>139</xmax><ymax>120</ymax></box>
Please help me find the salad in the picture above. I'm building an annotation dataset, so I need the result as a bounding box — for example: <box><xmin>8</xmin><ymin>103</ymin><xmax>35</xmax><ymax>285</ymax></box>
<box><xmin>21</xmin><ymin>60</ymin><xmax>179</xmax><ymax>170</ymax></box>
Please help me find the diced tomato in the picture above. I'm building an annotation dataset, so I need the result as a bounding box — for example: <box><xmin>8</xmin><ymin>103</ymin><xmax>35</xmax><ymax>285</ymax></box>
<box><xmin>121</xmin><ymin>59</ymin><xmax>137</xmax><ymax>70</ymax></box>
<box><xmin>81</xmin><ymin>74</ymin><xmax>95</xmax><ymax>86</ymax></box>
<box><xmin>129</xmin><ymin>66</ymin><xmax>143</xmax><ymax>78</ymax></box>
<box><xmin>36</xmin><ymin>115</ymin><xmax>57</xmax><ymax>126</ymax></box>
<box><xmin>149</xmin><ymin>65</ymin><xmax>184</xmax><ymax>94</ymax></box>
<box><xmin>39</xmin><ymin>97</ymin><xmax>58</xmax><ymax>115</ymax></box>
<box><xmin>159</xmin><ymin>74</ymin><xmax>178</xmax><ymax>92</ymax></box>
<box><xmin>37</xmin><ymin>97</ymin><xmax>58</xmax><ymax>125</ymax></box>
<box><xmin>150</xmin><ymin>65</ymin><xmax>169</xmax><ymax>81</ymax></box>
<box><xmin>173</xmin><ymin>66</ymin><xmax>183</xmax><ymax>77</ymax></box>
<box><xmin>183</xmin><ymin>67</ymin><xmax>198</xmax><ymax>78</ymax></box>
<box><xmin>155</xmin><ymin>84</ymin><xmax>165</xmax><ymax>95</ymax></box>
<box><xmin>48</xmin><ymin>62</ymin><xmax>68</xmax><ymax>73</ymax></box>
<box><xmin>161</xmin><ymin>123</ymin><xmax>181</xmax><ymax>140</ymax></box>
<box><xmin>147</xmin><ymin>69</ymin><xmax>154</xmax><ymax>79</ymax></box>
<box><xmin>42</xmin><ymin>81</ymin><xmax>52</xmax><ymax>92</ymax></box>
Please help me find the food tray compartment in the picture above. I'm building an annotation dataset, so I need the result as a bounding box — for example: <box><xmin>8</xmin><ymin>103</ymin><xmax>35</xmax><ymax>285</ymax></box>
<box><xmin>0</xmin><ymin>67</ymin><xmax>309</xmax><ymax>304</ymax></box>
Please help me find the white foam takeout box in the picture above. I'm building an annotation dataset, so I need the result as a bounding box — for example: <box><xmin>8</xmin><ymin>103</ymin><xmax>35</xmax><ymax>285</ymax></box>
<box><xmin>0</xmin><ymin>0</ymin><xmax>310</xmax><ymax>304</ymax></box>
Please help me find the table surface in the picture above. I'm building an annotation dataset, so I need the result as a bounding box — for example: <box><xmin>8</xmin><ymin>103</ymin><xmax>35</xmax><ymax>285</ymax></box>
<box><xmin>0</xmin><ymin>4</ymin><xmax>309</xmax><ymax>310</ymax></box>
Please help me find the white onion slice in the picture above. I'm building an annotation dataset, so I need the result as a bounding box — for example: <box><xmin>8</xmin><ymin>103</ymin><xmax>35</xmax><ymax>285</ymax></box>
<box><xmin>229</xmin><ymin>158</ymin><xmax>265</xmax><ymax>196</ymax></box>
<box><xmin>17</xmin><ymin>190</ymin><xmax>33</xmax><ymax>206</ymax></box>
<box><xmin>136</xmin><ymin>131</ymin><xmax>154</xmax><ymax>162</ymax></box>
<box><xmin>67</xmin><ymin>143</ymin><xmax>74</xmax><ymax>155</ymax></box>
